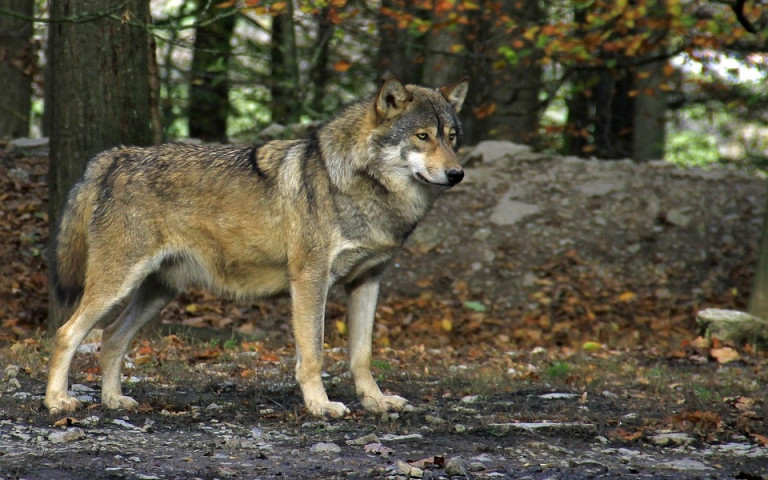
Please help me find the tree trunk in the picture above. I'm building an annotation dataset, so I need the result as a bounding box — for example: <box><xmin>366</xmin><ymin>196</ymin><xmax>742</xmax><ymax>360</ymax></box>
<box><xmin>309</xmin><ymin>7</ymin><xmax>334</xmax><ymax>115</ymax></box>
<box><xmin>188</xmin><ymin>3</ymin><xmax>236</xmax><ymax>143</ymax></box>
<box><xmin>463</xmin><ymin>0</ymin><xmax>542</xmax><ymax>145</ymax></box>
<box><xmin>749</xmin><ymin>194</ymin><xmax>768</xmax><ymax>321</ymax></box>
<box><xmin>632</xmin><ymin>58</ymin><xmax>667</xmax><ymax>161</ymax></box>
<box><xmin>421</xmin><ymin>7</ymin><xmax>465</xmax><ymax>88</ymax></box>
<box><xmin>270</xmin><ymin>4</ymin><xmax>301</xmax><ymax>124</ymax></box>
<box><xmin>47</xmin><ymin>0</ymin><xmax>152</xmax><ymax>330</ymax></box>
<box><xmin>376</xmin><ymin>0</ymin><xmax>425</xmax><ymax>84</ymax></box>
<box><xmin>0</xmin><ymin>0</ymin><xmax>34</xmax><ymax>139</ymax></box>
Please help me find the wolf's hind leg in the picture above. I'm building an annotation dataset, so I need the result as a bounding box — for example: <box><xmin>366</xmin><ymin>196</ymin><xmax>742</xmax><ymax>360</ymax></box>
<box><xmin>100</xmin><ymin>274</ymin><xmax>176</xmax><ymax>410</ymax></box>
<box><xmin>346</xmin><ymin>275</ymin><xmax>408</xmax><ymax>413</ymax></box>
<box><xmin>45</xmin><ymin>282</ymin><xmax>135</xmax><ymax>414</ymax></box>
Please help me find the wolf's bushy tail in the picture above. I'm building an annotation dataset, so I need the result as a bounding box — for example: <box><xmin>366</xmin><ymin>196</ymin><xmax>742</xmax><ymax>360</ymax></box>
<box><xmin>50</xmin><ymin>176</ymin><xmax>99</xmax><ymax>308</ymax></box>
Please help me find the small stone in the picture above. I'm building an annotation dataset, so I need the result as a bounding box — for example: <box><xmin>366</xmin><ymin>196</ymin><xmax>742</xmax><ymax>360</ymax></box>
<box><xmin>396</xmin><ymin>460</ymin><xmax>423</xmax><ymax>478</ymax></box>
<box><xmin>444</xmin><ymin>456</ymin><xmax>467</xmax><ymax>477</ymax></box>
<box><xmin>651</xmin><ymin>432</ymin><xmax>694</xmax><ymax>447</ymax></box>
<box><xmin>346</xmin><ymin>433</ymin><xmax>380</xmax><ymax>446</ymax></box>
<box><xmin>461</xmin><ymin>395</ymin><xmax>480</xmax><ymax>404</ymax></box>
<box><xmin>469</xmin><ymin>462</ymin><xmax>487</xmax><ymax>472</ymax></box>
<box><xmin>658</xmin><ymin>459</ymin><xmax>711</xmax><ymax>471</ymax></box>
<box><xmin>49</xmin><ymin>428</ymin><xmax>85</xmax><ymax>444</ymax></box>
<box><xmin>665</xmin><ymin>209</ymin><xmax>691</xmax><ymax>227</ymax></box>
<box><xmin>454</xmin><ymin>424</ymin><xmax>468</xmax><ymax>433</ymax></box>
<box><xmin>310</xmin><ymin>442</ymin><xmax>341</xmax><ymax>454</ymax></box>
<box><xmin>5</xmin><ymin>378</ymin><xmax>21</xmax><ymax>391</ymax></box>
<box><xmin>3</xmin><ymin>365</ymin><xmax>20</xmax><ymax>379</ymax></box>
<box><xmin>424</xmin><ymin>414</ymin><xmax>445</xmax><ymax>425</ymax></box>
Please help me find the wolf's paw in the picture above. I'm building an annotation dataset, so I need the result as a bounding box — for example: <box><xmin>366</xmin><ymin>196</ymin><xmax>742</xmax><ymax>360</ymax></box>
<box><xmin>45</xmin><ymin>395</ymin><xmax>82</xmax><ymax>415</ymax></box>
<box><xmin>361</xmin><ymin>394</ymin><xmax>408</xmax><ymax>413</ymax></box>
<box><xmin>102</xmin><ymin>394</ymin><xmax>139</xmax><ymax>410</ymax></box>
<box><xmin>308</xmin><ymin>401</ymin><xmax>350</xmax><ymax>419</ymax></box>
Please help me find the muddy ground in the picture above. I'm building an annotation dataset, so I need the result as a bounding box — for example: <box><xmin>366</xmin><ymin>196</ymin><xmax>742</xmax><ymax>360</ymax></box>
<box><xmin>1</xmin><ymin>140</ymin><xmax>768</xmax><ymax>479</ymax></box>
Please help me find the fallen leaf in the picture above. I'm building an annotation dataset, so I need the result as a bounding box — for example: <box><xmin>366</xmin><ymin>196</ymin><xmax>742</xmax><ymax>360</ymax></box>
<box><xmin>53</xmin><ymin>417</ymin><xmax>79</xmax><ymax>428</ymax></box>
<box><xmin>463</xmin><ymin>300</ymin><xmax>487</xmax><ymax>312</ymax></box>
<box><xmin>710</xmin><ymin>347</ymin><xmax>740</xmax><ymax>364</ymax></box>
<box><xmin>751</xmin><ymin>433</ymin><xmax>768</xmax><ymax>447</ymax></box>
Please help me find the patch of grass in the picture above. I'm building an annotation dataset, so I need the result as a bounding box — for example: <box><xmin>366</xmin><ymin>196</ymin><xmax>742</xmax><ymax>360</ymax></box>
<box><xmin>546</xmin><ymin>361</ymin><xmax>571</xmax><ymax>380</ymax></box>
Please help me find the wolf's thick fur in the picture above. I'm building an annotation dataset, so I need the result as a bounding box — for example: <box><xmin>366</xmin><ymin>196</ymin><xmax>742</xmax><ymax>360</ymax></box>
<box><xmin>45</xmin><ymin>77</ymin><xmax>468</xmax><ymax>418</ymax></box>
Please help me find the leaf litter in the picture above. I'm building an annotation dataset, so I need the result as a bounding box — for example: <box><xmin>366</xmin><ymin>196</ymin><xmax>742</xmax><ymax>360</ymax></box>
<box><xmin>0</xmin><ymin>147</ymin><xmax>767</xmax><ymax>478</ymax></box>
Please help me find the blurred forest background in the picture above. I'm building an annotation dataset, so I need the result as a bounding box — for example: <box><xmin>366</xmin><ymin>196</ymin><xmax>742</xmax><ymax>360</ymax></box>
<box><xmin>1</xmin><ymin>0</ymin><xmax>766</xmax><ymax>163</ymax></box>
<box><xmin>1</xmin><ymin>0</ymin><xmax>768</xmax><ymax>329</ymax></box>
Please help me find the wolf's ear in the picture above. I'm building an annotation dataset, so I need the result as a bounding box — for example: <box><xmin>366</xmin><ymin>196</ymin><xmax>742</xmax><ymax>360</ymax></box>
<box><xmin>440</xmin><ymin>77</ymin><xmax>470</xmax><ymax>113</ymax></box>
<box><xmin>375</xmin><ymin>78</ymin><xmax>412</xmax><ymax>121</ymax></box>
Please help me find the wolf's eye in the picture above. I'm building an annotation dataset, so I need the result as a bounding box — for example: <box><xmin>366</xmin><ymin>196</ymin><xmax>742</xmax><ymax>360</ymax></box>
<box><xmin>416</xmin><ymin>132</ymin><xmax>429</xmax><ymax>141</ymax></box>
<box><xmin>448</xmin><ymin>132</ymin><xmax>457</xmax><ymax>143</ymax></box>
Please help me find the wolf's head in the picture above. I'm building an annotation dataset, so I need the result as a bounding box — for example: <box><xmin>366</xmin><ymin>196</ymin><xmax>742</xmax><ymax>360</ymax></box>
<box><xmin>373</xmin><ymin>77</ymin><xmax>469</xmax><ymax>188</ymax></box>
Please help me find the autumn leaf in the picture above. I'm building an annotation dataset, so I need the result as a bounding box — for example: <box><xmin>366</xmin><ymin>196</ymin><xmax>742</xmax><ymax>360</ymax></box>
<box><xmin>751</xmin><ymin>434</ymin><xmax>768</xmax><ymax>447</ymax></box>
<box><xmin>333</xmin><ymin>60</ymin><xmax>351</xmax><ymax>72</ymax></box>
<box><xmin>336</xmin><ymin>319</ymin><xmax>347</xmax><ymax>336</ymax></box>
<box><xmin>582</xmin><ymin>341</ymin><xmax>602</xmax><ymax>352</ymax></box>
<box><xmin>710</xmin><ymin>346</ymin><xmax>740</xmax><ymax>364</ymax></box>
<box><xmin>616</xmin><ymin>291</ymin><xmax>637</xmax><ymax>302</ymax></box>
<box><xmin>53</xmin><ymin>417</ymin><xmax>79</xmax><ymax>428</ymax></box>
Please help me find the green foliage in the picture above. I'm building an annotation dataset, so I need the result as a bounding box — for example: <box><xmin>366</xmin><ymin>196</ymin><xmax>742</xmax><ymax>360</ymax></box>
<box><xmin>546</xmin><ymin>361</ymin><xmax>571</xmax><ymax>380</ymax></box>
<box><xmin>666</xmin><ymin>130</ymin><xmax>719</xmax><ymax>168</ymax></box>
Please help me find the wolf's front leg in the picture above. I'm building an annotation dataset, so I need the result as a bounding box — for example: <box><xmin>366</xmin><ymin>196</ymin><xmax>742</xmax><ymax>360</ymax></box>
<box><xmin>291</xmin><ymin>272</ymin><xmax>349</xmax><ymax>418</ymax></box>
<box><xmin>346</xmin><ymin>274</ymin><xmax>408</xmax><ymax>413</ymax></box>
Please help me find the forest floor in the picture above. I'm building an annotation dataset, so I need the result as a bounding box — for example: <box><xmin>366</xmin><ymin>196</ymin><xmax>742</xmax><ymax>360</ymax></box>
<box><xmin>1</xmin><ymin>140</ymin><xmax>767</xmax><ymax>479</ymax></box>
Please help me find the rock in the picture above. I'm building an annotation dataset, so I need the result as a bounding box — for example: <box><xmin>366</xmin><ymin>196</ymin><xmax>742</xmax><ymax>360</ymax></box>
<box><xmin>576</xmin><ymin>179</ymin><xmax>623</xmax><ymax>197</ymax></box>
<box><xmin>469</xmin><ymin>461</ymin><xmax>487</xmax><ymax>472</ymax></box>
<box><xmin>489</xmin><ymin>422</ymin><xmax>597</xmax><ymax>435</ymax></box>
<box><xmin>460</xmin><ymin>395</ymin><xmax>481</xmax><ymax>404</ymax></box>
<box><xmin>490</xmin><ymin>196</ymin><xmax>541</xmax><ymax>226</ymax></box>
<box><xmin>650</xmin><ymin>432</ymin><xmax>694</xmax><ymax>447</ymax></box>
<box><xmin>454</xmin><ymin>424</ymin><xmax>468</xmax><ymax>433</ymax></box>
<box><xmin>346</xmin><ymin>433</ymin><xmax>380</xmax><ymax>446</ymax></box>
<box><xmin>444</xmin><ymin>456</ymin><xmax>467</xmax><ymax>476</ymax></box>
<box><xmin>379</xmin><ymin>433</ymin><xmax>424</xmax><ymax>442</ymax></box>
<box><xmin>658</xmin><ymin>459</ymin><xmax>711</xmax><ymax>471</ymax></box>
<box><xmin>539</xmin><ymin>392</ymin><xmax>579</xmax><ymax>400</ymax></box>
<box><xmin>310</xmin><ymin>442</ymin><xmax>341</xmax><ymax>454</ymax></box>
<box><xmin>665</xmin><ymin>208</ymin><xmax>692</xmax><ymax>227</ymax></box>
<box><xmin>49</xmin><ymin>428</ymin><xmax>85</xmax><ymax>444</ymax></box>
<box><xmin>424</xmin><ymin>414</ymin><xmax>445</xmax><ymax>424</ymax></box>
<box><xmin>396</xmin><ymin>460</ymin><xmax>423</xmax><ymax>478</ymax></box>
<box><xmin>256</xmin><ymin>123</ymin><xmax>286</xmax><ymax>139</ymax></box>
<box><xmin>8</xmin><ymin>137</ymin><xmax>49</xmax><ymax>156</ymax></box>
<box><xmin>696</xmin><ymin>308</ymin><xmax>768</xmax><ymax>348</ymax></box>
<box><xmin>465</xmin><ymin>140</ymin><xmax>530</xmax><ymax>164</ymax></box>
<box><xmin>3</xmin><ymin>365</ymin><xmax>19</xmax><ymax>379</ymax></box>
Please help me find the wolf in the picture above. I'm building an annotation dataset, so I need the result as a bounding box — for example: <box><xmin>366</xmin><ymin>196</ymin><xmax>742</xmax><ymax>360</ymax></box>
<box><xmin>45</xmin><ymin>77</ymin><xmax>469</xmax><ymax>418</ymax></box>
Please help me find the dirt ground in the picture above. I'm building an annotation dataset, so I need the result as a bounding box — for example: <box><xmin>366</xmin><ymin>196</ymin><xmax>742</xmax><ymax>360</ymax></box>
<box><xmin>1</xmin><ymin>141</ymin><xmax>768</xmax><ymax>479</ymax></box>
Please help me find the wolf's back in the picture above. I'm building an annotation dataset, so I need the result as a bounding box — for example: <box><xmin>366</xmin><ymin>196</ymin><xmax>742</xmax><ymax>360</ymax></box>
<box><xmin>50</xmin><ymin>152</ymin><xmax>114</xmax><ymax>307</ymax></box>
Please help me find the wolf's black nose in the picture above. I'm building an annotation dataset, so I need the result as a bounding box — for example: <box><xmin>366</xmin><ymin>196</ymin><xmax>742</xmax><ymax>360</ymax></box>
<box><xmin>446</xmin><ymin>168</ymin><xmax>464</xmax><ymax>185</ymax></box>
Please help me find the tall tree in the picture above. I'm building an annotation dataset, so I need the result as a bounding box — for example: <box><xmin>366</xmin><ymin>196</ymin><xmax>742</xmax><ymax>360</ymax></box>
<box><xmin>377</xmin><ymin>0</ymin><xmax>426</xmax><ymax>84</ymax></box>
<box><xmin>47</xmin><ymin>0</ymin><xmax>152</xmax><ymax>329</ymax></box>
<box><xmin>464</xmin><ymin>0</ymin><xmax>543</xmax><ymax>145</ymax></box>
<box><xmin>270</xmin><ymin>2</ymin><xmax>300</xmax><ymax>124</ymax></box>
<box><xmin>0</xmin><ymin>0</ymin><xmax>34</xmax><ymax>139</ymax></box>
<box><xmin>189</xmin><ymin>2</ymin><xmax>237</xmax><ymax>143</ymax></box>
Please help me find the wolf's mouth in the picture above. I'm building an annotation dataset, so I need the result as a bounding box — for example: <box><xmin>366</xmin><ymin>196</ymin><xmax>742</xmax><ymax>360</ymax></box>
<box><xmin>415</xmin><ymin>172</ymin><xmax>452</xmax><ymax>187</ymax></box>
